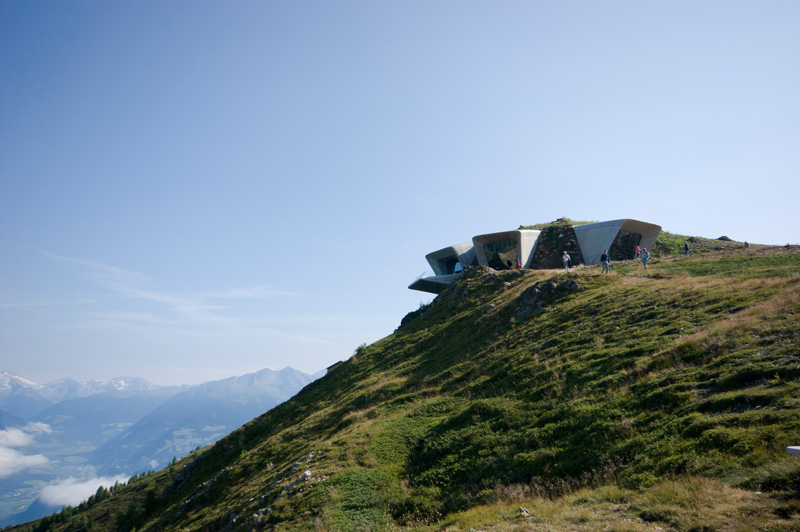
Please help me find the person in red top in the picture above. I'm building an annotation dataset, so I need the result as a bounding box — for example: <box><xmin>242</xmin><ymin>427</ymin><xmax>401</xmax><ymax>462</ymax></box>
<box><xmin>635</xmin><ymin>245</ymin><xmax>641</xmax><ymax>258</ymax></box>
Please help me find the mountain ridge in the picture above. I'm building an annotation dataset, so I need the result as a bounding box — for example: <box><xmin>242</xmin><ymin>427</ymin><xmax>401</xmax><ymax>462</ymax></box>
<box><xmin>0</xmin><ymin>373</ymin><xmax>184</xmax><ymax>419</ymax></box>
<box><xmin>9</xmin><ymin>238</ymin><xmax>800</xmax><ymax>531</ymax></box>
<box><xmin>90</xmin><ymin>367</ymin><xmax>315</xmax><ymax>476</ymax></box>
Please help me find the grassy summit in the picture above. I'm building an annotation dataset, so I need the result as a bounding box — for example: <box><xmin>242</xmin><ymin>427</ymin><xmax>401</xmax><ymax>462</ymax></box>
<box><xmin>11</xmin><ymin>236</ymin><xmax>800</xmax><ymax>532</ymax></box>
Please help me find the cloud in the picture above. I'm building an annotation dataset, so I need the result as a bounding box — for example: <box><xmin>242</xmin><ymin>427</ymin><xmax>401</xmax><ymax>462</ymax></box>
<box><xmin>201</xmin><ymin>285</ymin><xmax>295</xmax><ymax>299</ymax></box>
<box><xmin>40</xmin><ymin>252</ymin><xmax>294</xmax><ymax>328</ymax></box>
<box><xmin>0</xmin><ymin>423</ymin><xmax>53</xmax><ymax>478</ymax></box>
<box><xmin>0</xmin><ymin>428</ymin><xmax>35</xmax><ymax>447</ymax></box>
<box><xmin>39</xmin><ymin>475</ymin><xmax>129</xmax><ymax>507</ymax></box>
<box><xmin>0</xmin><ymin>300</ymin><xmax>99</xmax><ymax>321</ymax></box>
<box><xmin>39</xmin><ymin>251</ymin><xmax>150</xmax><ymax>284</ymax></box>
<box><xmin>0</xmin><ymin>423</ymin><xmax>52</xmax><ymax>447</ymax></box>
<box><xmin>0</xmin><ymin>447</ymin><xmax>48</xmax><ymax>478</ymax></box>
<box><xmin>83</xmin><ymin>311</ymin><xmax>179</xmax><ymax>326</ymax></box>
<box><xmin>24</xmin><ymin>422</ymin><xmax>52</xmax><ymax>434</ymax></box>
<box><xmin>0</xmin><ymin>303</ymin><xmax>55</xmax><ymax>317</ymax></box>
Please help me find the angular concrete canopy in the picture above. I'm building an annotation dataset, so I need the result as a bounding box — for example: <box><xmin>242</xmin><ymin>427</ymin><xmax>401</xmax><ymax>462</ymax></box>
<box><xmin>408</xmin><ymin>273</ymin><xmax>461</xmax><ymax>295</ymax></box>
<box><xmin>472</xmin><ymin>229</ymin><xmax>541</xmax><ymax>269</ymax></box>
<box><xmin>574</xmin><ymin>219</ymin><xmax>662</xmax><ymax>265</ymax></box>
<box><xmin>425</xmin><ymin>242</ymin><xmax>476</xmax><ymax>276</ymax></box>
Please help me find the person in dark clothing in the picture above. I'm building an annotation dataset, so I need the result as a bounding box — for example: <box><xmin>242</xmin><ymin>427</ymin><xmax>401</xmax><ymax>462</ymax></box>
<box><xmin>684</xmin><ymin>241</ymin><xmax>690</xmax><ymax>255</ymax></box>
<box><xmin>601</xmin><ymin>250</ymin><xmax>610</xmax><ymax>274</ymax></box>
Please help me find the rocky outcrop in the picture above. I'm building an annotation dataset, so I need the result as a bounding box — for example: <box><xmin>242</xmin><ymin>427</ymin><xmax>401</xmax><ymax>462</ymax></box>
<box><xmin>529</xmin><ymin>220</ymin><xmax>584</xmax><ymax>269</ymax></box>
<box><xmin>513</xmin><ymin>278</ymin><xmax>583</xmax><ymax>320</ymax></box>
<box><xmin>398</xmin><ymin>306</ymin><xmax>428</xmax><ymax>329</ymax></box>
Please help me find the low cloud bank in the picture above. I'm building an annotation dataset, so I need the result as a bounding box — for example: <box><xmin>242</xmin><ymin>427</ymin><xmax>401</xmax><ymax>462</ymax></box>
<box><xmin>0</xmin><ymin>422</ymin><xmax>51</xmax><ymax>447</ymax></box>
<box><xmin>0</xmin><ymin>446</ymin><xmax>48</xmax><ymax>478</ymax></box>
<box><xmin>39</xmin><ymin>475</ymin><xmax>129</xmax><ymax>507</ymax></box>
<box><xmin>0</xmin><ymin>423</ymin><xmax>52</xmax><ymax>478</ymax></box>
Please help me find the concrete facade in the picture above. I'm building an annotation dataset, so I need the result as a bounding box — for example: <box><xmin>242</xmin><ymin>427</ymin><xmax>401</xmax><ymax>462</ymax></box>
<box><xmin>472</xmin><ymin>229</ymin><xmax>541</xmax><ymax>269</ymax></box>
<box><xmin>426</xmin><ymin>242</ymin><xmax>477</xmax><ymax>276</ymax></box>
<box><xmin>409</xmin><ymin>219</ymin><xmax>661</xmax><ymax>294</ymax></box>
<box><xmin>408</xmin><ymin>273</ymin><xmax>463</xmax><ymax>294</ymax></box>
<box><xmin>574</xmin><ymin>219</ymin><xmax>661</xmax><ymax>265</ymax></box>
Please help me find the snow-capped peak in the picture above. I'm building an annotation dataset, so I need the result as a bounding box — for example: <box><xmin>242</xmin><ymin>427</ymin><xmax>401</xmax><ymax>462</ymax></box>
<box><xmin>0</xmin><ymin>371</ymin><xmax>43</xmax><ymax>395</ymax></box>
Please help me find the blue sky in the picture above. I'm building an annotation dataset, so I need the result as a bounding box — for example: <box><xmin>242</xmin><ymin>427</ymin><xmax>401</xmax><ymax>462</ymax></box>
<box><xmin>1</xmin><ymin>1</ymin><xmax>798</xmax><ymax>385</ymax></box>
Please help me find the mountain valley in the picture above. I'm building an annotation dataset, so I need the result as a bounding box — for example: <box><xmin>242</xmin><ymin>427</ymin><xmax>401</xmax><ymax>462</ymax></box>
<box><xmin>0</xmin><ymin>368</ymin><xmax>315</xmax><ymax>526</ymax></box>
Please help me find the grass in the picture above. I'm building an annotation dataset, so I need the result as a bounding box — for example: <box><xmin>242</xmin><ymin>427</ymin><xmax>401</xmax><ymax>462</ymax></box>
<box><xmin>652</xmin><ymin>231</ymin><xmax>754</xmax><ymax>257</ymax></box>
<box><xmin>518</xmin><ymin>217</ymin><xmax>595</xmax><ymax>230</ymax></box>
<box><xmin>430</xmin><ymin>476</ymin><xmax>799</xmax><ymax>532</ymax></box>
<box><xmin>8</xmin><ymin>243</ymin><xmax>800</xmax><ymax>532</ymax></box>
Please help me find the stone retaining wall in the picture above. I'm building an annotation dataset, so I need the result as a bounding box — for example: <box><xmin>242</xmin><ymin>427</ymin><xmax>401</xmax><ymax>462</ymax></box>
<box><xmin>529</xmin><ymin>221</ymin><xmax>585</xmax><ymax>268</ymax></box>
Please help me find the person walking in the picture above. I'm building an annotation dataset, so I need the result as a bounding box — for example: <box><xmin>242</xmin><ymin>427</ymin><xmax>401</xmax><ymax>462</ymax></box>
<box><xmin>641</xmin><ymin>248</ymin><xmax>651</xmax><ymax>269</ymax></box>
<box><xmin>600</xmin><ymin>249</ymin><xmax>610</xmax><ymax>274</ymax></box>
<box><xmin>635</xmin><ymin>245</ymin><xmax>641</xmax><ymax>258</ymax></box>
<box><xmin>684</xmin><ymin>240</ymin><xmax>690</xmax><ymax>255</ymax></box>
<box><xmin>562</xmin><ymin>251</ymin><xmax>571</xmax><ymax>272</ymax></box>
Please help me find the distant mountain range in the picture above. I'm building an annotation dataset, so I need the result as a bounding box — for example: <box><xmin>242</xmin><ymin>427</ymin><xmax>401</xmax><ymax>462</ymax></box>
<box><xmin>92</xmin><ymin>367</ymin><xmax>315</xmax><ymax>475</ymax></box>
<box><xmin>40</xmin><ymin>376</ymin><xmax>166</xmax><ymax>401</ymax></box>
<box><xmin>0</xmin><ymin>367</ymin><xmax>318</xmax><ymax>527</ymax></box>
<box><xmin>0</xmin><ymin>372</ymin><xmax>176</xmax><ymax>420</ymax></box>
<box><xmin>0</xmin><ymin>372</ymin><xmax>56</xmax><ymax>419</ymax></box>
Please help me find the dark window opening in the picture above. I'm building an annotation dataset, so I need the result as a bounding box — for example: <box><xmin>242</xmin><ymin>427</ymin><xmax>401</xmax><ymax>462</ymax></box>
<box><xmin>441</xmin><ymin>257</ymin><xmax>461</xmax><ymax>275</ymax></box>
<box><xmin>610</xmin><ymin>231</ymin><xmax>642</xmax><ymax>260</ymax></box>
<box><xmin>484</xmin><ymin>240</ymin><xmax>518</xmax><ymax>270</ymax></box>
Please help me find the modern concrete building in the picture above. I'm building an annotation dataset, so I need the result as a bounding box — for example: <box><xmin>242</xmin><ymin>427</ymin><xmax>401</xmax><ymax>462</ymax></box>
<box><xmin>409</xmin><ymin>219</ymin><xmax>661</xmax><ymax>294</ymax></box>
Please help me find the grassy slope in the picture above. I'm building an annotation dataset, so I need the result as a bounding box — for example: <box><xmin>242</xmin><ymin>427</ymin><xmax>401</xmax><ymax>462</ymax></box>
<box><xmin>11</xmin><ymin>240</ymin><xmax>800</xmax><ymax>532</ymax></box>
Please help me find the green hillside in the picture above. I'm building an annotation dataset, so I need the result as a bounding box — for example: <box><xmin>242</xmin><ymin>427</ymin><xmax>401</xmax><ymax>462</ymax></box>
<box><xmin>10</xmin><ymin>237</ymin><xmax>800</xmax><ymax>532</ymax></box>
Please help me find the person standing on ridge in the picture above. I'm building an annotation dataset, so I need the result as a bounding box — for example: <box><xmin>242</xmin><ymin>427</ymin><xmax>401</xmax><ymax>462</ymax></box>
<box><xmin>562</xmin><ymin>251</ymin><xmax>571</xmax><ymax>272</ymax></box>
<box><xmin>684</xmin><ymin>240</ymin><xmax>690</xmax><ymax>255</ymax></box>
<box><xmin>641</xmin><ymin>248</ymin><xmax>651</xmax><ymax>269</ymax></box>
<box><xmin>601</xmin><ymin>249</ymin><xmax>610</xmax><ymax>274</ymax></box>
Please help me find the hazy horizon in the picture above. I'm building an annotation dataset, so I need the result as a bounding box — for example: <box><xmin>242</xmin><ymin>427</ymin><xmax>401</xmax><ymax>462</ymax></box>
<box><xmin>1</xmin><ymin>365</ymin><xmax>320</xmax><ymax>388</ymax></box>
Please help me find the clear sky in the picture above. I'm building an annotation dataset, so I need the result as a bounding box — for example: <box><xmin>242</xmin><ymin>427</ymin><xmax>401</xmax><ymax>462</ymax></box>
<box><xmin>2</xmin><ymin>1</ymin><xmax>798</xmax><ymax>385</ymax></box>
